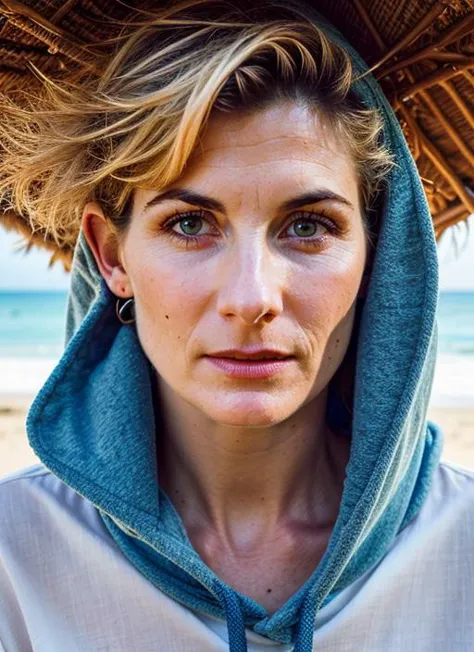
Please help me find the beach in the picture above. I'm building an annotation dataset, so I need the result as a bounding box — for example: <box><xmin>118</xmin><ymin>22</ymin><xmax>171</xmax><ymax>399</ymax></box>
<box><xmin>1</xmin><ymin>354</ymin><xmax>474</xmax><ymax>477</ymax></box>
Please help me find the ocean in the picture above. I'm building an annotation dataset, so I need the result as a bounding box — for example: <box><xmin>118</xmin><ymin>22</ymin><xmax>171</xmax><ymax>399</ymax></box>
<box><xmin>437</xmin><ymin>292</ymin><xmax>474</xmax><ymax>355</ymax></box>
<box><xmin>0</xmin><ymin>291</ymin><xmax>69</xmax><ymax>359</ymax></box>
<box><xmin>0</xmin><ymin>290</ymin><xmax>473</xmax><ymax>403</ymax></box>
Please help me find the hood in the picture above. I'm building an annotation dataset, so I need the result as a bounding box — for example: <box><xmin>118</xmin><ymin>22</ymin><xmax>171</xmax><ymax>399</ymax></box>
<box><xmin>26</xmin><ymin>10</ymin><xmax>443</xmax><ymax>652</ymax></box>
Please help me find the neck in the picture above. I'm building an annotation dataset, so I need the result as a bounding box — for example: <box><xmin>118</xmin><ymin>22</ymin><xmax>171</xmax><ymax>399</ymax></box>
<box><xmin>155</xmin><ymin>377</ymin><xmax>350</xmax><ymax>549</ymax></box>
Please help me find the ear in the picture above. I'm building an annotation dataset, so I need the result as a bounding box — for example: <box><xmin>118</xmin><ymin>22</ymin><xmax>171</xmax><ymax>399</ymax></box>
<box><xmin>81</xmin><ymin>202</ymin><xmax>133</xmax><ymax>298</ymax></box>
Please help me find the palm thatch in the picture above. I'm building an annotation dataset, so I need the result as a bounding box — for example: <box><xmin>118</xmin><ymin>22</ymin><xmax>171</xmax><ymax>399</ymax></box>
<box><xmin>0</xmin><ymin>0</ymin><xmax>473</xmax><ymax>270</ymax></box>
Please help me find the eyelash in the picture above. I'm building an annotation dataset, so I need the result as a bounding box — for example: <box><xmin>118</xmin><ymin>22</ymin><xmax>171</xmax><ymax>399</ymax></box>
<box><xmin>160</xmin><ymin>209</ymin><xmax>340</xmax><ymax>249</ymax></box>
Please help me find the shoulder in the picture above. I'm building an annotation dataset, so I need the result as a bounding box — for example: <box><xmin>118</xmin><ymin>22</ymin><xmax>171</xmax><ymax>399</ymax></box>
<box><xmin>0</xmin><ymin>463</ymin><xmax>49</xmax><ymax>485</ymax></box>
<box><xmin>425</xmin><ymin>458</ymin><xmax>474</xmax><ymax>514</ymax></box>
<box><xmin>0</xmin><ymin>463</ymin><xmax>53</xmax><ymax>519</ymax></box>
<box><xmin>0</xmin><ymin>463</ymin><xmax>75</xmax><ymax>516</ymax></box>
<box><xmin>433</xmin><ymin>458</ymin><xmax>474</xmax><ymax>501</ymax></box>
<box><xmin>408</xmin><ymin>458</ymin><xmax>474</xmax><ymax>543</ymax></box>
<box><xmin>0</xmin><ymin>464</ymin><xmax>108</xmax><ymax>552</ymax></box>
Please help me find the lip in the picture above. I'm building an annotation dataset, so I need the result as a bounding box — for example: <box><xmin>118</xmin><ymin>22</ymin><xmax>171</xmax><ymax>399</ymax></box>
<box><xmin>205</xmin><ymin>355</ymin><xmax>294</xmax><ymax>379</ymax></box>
<box><xmin>208</xmin><ymin>348</ymin><xmax>291</xmax><ymax>360</ymax></box>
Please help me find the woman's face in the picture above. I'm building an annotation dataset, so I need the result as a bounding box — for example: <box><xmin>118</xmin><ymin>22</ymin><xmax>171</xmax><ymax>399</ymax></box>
<box><xmin>117</xmin><ymin>102</ymin><xmax>367</xmax><ymax>426</ymax></box>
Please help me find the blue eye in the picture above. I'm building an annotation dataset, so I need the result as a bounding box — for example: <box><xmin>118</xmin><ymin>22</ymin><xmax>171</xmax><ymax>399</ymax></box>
<box><xmin>293</xmin><ymin>220</ymin><xmax>318</xmax><ymax>237</ymax></box>
<box><xmin>286</xmin><ymin>213</ymin><xmax>331</xmax><ymax>239</ymax></box>
<box><xmin>162</xmin><ymin>210</ymin><xmax>211</xmax><ymax>247</ymax></box>
<box><xmin>176</xmin><ymin>214</ymin><xmax>204</xmax><ymax>236</ymax></box>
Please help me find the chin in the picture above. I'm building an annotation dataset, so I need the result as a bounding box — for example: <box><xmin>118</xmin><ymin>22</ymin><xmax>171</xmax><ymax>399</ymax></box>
<box><xmin>193</xmin><ymin>390</ymin><xmax>304</xmax><ymax>427</ymax></box>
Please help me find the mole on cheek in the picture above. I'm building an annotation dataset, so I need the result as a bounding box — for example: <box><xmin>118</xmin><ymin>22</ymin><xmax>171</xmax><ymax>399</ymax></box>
<box><xmin>165</xmin><ymin>315</ymin><xmax>169</xmax><ymax>319</ymax></box>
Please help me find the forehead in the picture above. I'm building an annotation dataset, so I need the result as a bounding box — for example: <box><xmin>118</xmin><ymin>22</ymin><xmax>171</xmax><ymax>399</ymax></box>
<box><xmin>186</xmin><ymin>102</ymin><xmax>355</xmax><ymax>178</ymax></box>
<box><xmin>133</xmin><ymin>101</ymin><xmax>361</xmax><ymax>216</ymax></box>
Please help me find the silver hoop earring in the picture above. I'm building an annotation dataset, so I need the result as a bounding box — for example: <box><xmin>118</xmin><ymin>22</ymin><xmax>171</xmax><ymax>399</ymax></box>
<box><xmin>116</xmin><ymin>298</ymin><xmax>136</xmax><ymax>325</ymax></box>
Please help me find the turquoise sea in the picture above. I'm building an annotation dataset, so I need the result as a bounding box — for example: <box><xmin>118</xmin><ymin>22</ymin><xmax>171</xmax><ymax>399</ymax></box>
<box><xmin>0</xmin><ymin>291</ymin><xmax>69</xmax><ymax>359</ymax></box>
<box><xmin>0</xmin><ymin>290</ymin><xmax>473</xmax><ymax>359</ymax></box>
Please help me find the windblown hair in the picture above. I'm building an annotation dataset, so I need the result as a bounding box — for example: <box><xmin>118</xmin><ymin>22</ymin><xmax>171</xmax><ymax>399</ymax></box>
<box><xmin>0</xmin><ymin>0</ymin><xmax>393</xmax><ymax>247</ymax></box>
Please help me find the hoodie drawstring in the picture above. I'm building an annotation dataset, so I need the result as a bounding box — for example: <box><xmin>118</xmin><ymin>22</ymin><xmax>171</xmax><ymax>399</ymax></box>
<box><xmin>215</xmin><ymin>584</ymin><xmax>249</xmax><ymax>652</ymax></box>
<box><xmin>216</xmin><ymin>582</ymin><xmax>317</xmax><ymax>652</ymax></box>
<box><xmin>293</xmin><ymin>592</ymin><xmax>318</xmax><ymax>652</ymax></box>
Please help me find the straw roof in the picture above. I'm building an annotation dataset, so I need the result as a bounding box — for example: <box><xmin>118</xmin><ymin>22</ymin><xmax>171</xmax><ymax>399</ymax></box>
<box><xmin>0</xmin><ymin>0</ymin><xmax>473</xmax><ymax>270</ymax></box>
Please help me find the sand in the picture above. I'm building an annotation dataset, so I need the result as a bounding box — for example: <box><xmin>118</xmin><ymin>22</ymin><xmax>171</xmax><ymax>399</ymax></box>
<box><xmin>1</xmin><ymin>394</ymin><xmax>473</xmax><ymax>478</ymax></box>
<box><xmin>0</xmin><ymin>396</ymin><xmax>41</xmax><ymax>477</ymax></box>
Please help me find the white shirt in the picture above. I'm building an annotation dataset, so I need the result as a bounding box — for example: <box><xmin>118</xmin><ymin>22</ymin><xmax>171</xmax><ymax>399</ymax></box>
<box><xmin>1</xmin><ymin>459</ymin><xmax>473</xmax><ymax>651</ymax></box>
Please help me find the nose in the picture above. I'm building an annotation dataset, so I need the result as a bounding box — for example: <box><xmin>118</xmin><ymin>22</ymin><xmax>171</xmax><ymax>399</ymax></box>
<box><xmin>216</xmin><ymin>236</ymin><xmax>284</xmax><ymax>326</ymax></box>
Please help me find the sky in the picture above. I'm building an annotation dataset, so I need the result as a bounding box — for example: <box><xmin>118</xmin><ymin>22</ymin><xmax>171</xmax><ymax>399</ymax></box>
<box><xmin>0</xmin><ymin>216</ymin><xmax>473</xmax><ymax>291</ymax></box>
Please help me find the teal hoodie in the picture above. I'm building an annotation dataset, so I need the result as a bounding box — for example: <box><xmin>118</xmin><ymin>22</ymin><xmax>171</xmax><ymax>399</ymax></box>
<box><xmin>25</xmin><ymin>10</ymin><xmax>443</xmax><ymax>652</ymax></box>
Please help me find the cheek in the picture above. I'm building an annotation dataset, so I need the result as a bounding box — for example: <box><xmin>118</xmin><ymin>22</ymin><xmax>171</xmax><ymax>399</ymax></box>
<box><xmin>295</xmin><ymin>244</ymin><xmax>365</xmax><ymax>333</ymax></box>
<box><xmin>293</xmin><ymin>245</ymin><xmax>365</xmax><ymax>387</ymax></box>
<box><xmin>125</xmin><ymin>248</ymin><xmax>210</xmax><ymax>366</ymax></box>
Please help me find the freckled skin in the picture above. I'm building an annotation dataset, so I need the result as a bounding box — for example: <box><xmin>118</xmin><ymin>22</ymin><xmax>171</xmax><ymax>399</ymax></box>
<box><xmin>122</xmin><ymin>104</ymin><xmax>366</xmax><ymax>428</ymax></box>
<box><xmin>83</xmin><ymin>101</ymin><xmax>368</xmax><ymax>613</ymax></box>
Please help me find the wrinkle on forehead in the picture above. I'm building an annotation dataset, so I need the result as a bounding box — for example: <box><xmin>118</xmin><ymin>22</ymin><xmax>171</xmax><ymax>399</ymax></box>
<box><xmin>199</xmin><ymin>157</ymin><xmax>342</xmax><ymax>173</ymax></box>
<box><xmin>190</xmin><ymin>102</ymin><xmax>353</xmax><ymax>173</ymax></box>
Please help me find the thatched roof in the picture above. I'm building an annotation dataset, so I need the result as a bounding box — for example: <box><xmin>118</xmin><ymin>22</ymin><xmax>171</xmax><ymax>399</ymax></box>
<box><xmin>0</xmin><ymin>0</ymin><xmax>473</xmax><ymax>270</ymax></box>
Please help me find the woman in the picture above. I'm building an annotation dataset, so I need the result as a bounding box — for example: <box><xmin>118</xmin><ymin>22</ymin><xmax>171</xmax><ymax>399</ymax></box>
<box><xmin>1</xmin><ymin>1</ymin><xmax>473</xmax><ymax>650</ymax></box>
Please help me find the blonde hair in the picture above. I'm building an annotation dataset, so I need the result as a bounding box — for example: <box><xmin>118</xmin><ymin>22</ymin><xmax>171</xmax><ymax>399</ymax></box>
<box><xmin>0</xmin><ymin>0</ymin><xmax>393</xmax><ymax>249</ymax></box>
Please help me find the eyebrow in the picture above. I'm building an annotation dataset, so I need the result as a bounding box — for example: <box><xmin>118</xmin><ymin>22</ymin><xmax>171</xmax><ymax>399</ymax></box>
<box><xmin>143</xmin><ymin>189</ymin><xmax>225</xmax><ymax>214</ymax></box>
<box><xmin>142</xmin><ymin>188</ymin><xmax>354</xmax><ymax>215</ymax></box>
<box><xmin>281</xmin><ymin>191</ymin><xmax>354</xmax><ymax>212</ymax></box>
